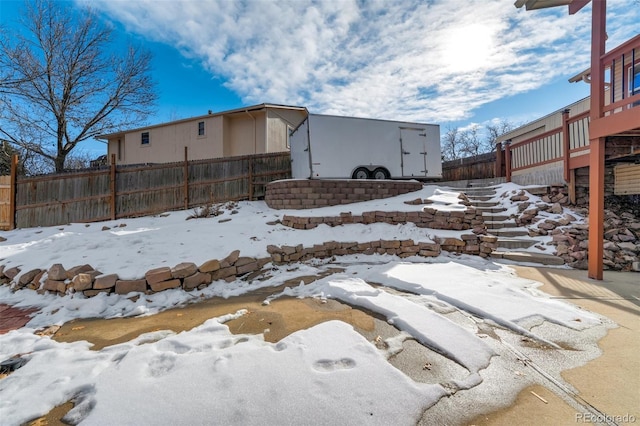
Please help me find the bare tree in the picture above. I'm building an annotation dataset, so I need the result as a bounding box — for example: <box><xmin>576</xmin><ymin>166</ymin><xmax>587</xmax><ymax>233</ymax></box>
<box><xmin>0</xmin><ymin>0</ymin><xmax>157</xmax><ymax>173</ymax></box>
<box><xmin>485</xmin><ymin>119</ymin><xmax>516</xmax><ymax>152</ymax></box>
<box><xmin>459</xmin><ymin>125</ymin><xmax>489</xmax><ymax>158</ymax></box>
<box><xmin>441</xmin><ymin>126</ymin><xmax>464</xmax><ymax>161</ymax></box>
<box><xmin>0</xmin><ymin>140</ymin><xmax>22</xmax><ymax>175</ymax></box>
<box><xmin>442</xmin><ymin>119</ymin><xmax>517</xmax><ymax>161</ymax></box>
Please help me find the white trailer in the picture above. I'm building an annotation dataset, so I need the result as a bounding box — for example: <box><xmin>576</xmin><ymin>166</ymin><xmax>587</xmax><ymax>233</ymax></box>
<box><xmin>290</xmin><ymin>114</ymin><xmax>441</xmax><ymax>180</ymax></box>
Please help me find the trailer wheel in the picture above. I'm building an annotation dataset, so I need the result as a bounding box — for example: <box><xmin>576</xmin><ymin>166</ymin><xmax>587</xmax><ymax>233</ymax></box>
<box><xmin>372</xmin><ymin>168</ymin><xmax>390</xmax><ymax>180</ymax></box>
<box><xmin>352</xmin><ymin>167</ymin><xmax>370</xmax><ymax>179</ymax></box>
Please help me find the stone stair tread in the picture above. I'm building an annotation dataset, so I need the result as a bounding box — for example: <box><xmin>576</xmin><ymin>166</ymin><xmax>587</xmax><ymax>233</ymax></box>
<box><xmin>462</xmin><ymin>188</ymin><xmax>496</xmax><ymax>196</ymax></box>
<box><xmin>491</xmin><ymin>251</ymin><xmax>564</xmax><ymax>266</ymax></box>
<box><xmin>485</xmin><ymin>221</ymin><xmax>518</xmax><ymax>230</ymax></box>
<box><xmin>471</xmin><ymin>201</ymin><xmax>500</xmax><ymax>207</ymax></box>
<box><xmin>466</xmin><ymin>195</ymin><xmax>495</xmax><ymax>202</ymax></box>
<box><xmin>476</xmin><ymin>207</ymin><xmax>508</xmax><ymax>213</ymax></box>
<box><xmin>482</xmin><ymin>214</ymin><xmax>511</xmax><ymax>221</ymax></box>
<box><xmin>496</xmin><ymin>237</ymin><xmax>537</xmax><ymax>249</ymax></box>
<box><xmin>489</xmin><ymin>228</ymin><xmax>530</xmax><ymax>237</ymax></box>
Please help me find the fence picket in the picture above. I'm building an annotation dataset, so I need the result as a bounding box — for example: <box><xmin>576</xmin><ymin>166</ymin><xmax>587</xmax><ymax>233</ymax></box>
<box><xmin>8</xmin><ymin>152</ymin><xmax>291</xmax><ymax>228</ymax></box>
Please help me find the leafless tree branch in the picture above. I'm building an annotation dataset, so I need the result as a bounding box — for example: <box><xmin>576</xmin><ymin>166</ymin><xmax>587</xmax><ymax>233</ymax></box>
<box><xmin>0</xmin><ymin>0</ymin><xmax>157</xmax><ymax>172</ymax></box>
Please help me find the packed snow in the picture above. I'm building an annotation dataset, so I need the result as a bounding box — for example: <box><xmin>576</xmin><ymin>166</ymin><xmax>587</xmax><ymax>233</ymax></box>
<box><xmin>0</xmin><ymin>183</ymin><xmax>608</xmax><ymax>425</ymax></box>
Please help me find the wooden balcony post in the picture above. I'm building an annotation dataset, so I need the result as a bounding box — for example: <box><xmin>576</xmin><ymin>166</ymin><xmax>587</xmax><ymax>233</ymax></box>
<box><xmin>587</xmin><ymin>0</ymin><xmax>607</xmax><ymax>280</ymax></box>
<box><xmin>504</xmin><ymin>140</ymin><xmax>512</xmax><ymax>182</ymax></box>
<box><xmin>562</xmin><ymin>109</ymin><xmax>571</xmax><ymax>182</ymax></box>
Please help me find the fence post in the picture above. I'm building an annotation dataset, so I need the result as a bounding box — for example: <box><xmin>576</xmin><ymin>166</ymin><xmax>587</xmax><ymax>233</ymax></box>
<box><xmin>110</xmin><ymin>154</ymin><xmax>116</xmax><ymax>220</ymax></box>
<box><xmin>495</xmin><ymin>144</ymin><xmax>503</xmax><ymax>178</ymax></box>
<box><xmin>9</xmin><ymin>154</ymin><xmax>17</xmax><ymax>230</ymax></box>
<box><xmin>504</xmin><ymin>140</ymin><xmax>512</xmax><ymax>183</ymax></box>
<box><xmin>184</xmin><ymin>147</ymin><xmax>189</xmax><ymax>210</ymax></box>
<box><xmin>248</xmin><ymin>156</ymin><xmax>254</xmax><ymax>201</ymax></box>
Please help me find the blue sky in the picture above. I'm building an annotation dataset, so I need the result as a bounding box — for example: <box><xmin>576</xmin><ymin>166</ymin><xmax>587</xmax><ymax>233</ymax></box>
<box><xmin>1</xmin><ymin>0</ymin><xmax>639</xmax><ymax>158</ymax></box>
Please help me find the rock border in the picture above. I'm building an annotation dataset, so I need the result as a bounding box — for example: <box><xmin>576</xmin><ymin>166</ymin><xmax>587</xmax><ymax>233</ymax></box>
<box><xmin>0</xmin><ymin>235</ymin><xmax>499</xmax><ymax>298</ymax></box>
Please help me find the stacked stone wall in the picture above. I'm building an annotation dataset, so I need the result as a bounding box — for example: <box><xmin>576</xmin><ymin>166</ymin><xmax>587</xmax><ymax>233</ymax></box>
<box><xmin>0</xmin><ymin>234</ymin><xmax>499</xmax><ymax>298</ymax></box>
<box><xmin>281</xmin><ymin>208</ymin><xmax>485</xmax><ymax>232</ymax></box>
<box><xmin>265</xmin><ymin>179</ymin><xmax>423</xmax><ymax>209</ymax></box>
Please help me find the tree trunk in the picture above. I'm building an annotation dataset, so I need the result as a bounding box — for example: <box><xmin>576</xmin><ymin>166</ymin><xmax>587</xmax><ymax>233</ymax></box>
<box><xmin>54</xmin><ymin>154</ymin><xmax>66</xmax><ymax>173</ymax></box>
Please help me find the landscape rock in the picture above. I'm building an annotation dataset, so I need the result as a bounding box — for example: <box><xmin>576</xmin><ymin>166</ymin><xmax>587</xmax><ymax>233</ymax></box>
<box><xmin>48</xmin><ymin>264</ymin><xmax>68</xmax><ymax>281</ymax></box>
<box><xmin>171</xmin><ymin>262</ymin><xmax>198</xmax><ymax>279</ymax></box>
<box><xmin>149</xmin><ymin>278</ymin><xmax>181</xmax><ymax>292</ymax></box>
<box><xmin>66</xmin><ymin>264</ymin><xmax>94</xmax><ymax>279</ymax></box>
<box><xmin>93</xmin><ymin>274</ymin><xmax>118</xmax><ymax>290</ymax></box>
<box><xmin>18</xmin><ymin>269</ymin><xmax>42</xmax><ymax>287</ymax></box>
<box><xmin>145</xmin><ymin>267</ymin><xmax>173</xmax><ymax>285</ymax></box>
<box><xmin>43</xmin><ymin>279</ymin><xmax>66</xmax><ymax>294</ymax></box>
<box><xmin>71</xmin><ymin>273</ymin><xmax>95</xmax><ymax>292</ymax></box>
<box><xmin>183</xmin><ymin>272</ymin><xmax>211</xmax><ymax>290</ymax></box>
<box><xmin>221</xmin><ymin>250</ymin><xmax>240</xmax><ymax>267</ymax></box>
<box><xmin>115</xmin><ymin>279</ymin><xmax>148</xmax><ymax>295</ymax></box>
<box><xmin>199</xmin><ymin>259</ymin><xmax>221</xmax><ymax>273</ymax></box>
<box><xmin>4</xmin><ymin>267</ymin><xmax>21</xmax><ymax>280</ymax></box>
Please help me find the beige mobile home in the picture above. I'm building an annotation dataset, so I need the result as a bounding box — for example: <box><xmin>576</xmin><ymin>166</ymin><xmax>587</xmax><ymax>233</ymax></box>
<box><xmin>97</xmin><ymin>104</ymin><xmax>307</xmax><ymax>165</ymax></box>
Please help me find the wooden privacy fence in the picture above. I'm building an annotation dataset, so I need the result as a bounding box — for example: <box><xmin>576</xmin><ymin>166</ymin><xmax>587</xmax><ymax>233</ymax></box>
<box><xmin>1</xmin><ymin>152</ymin><xmax>291</xmax><ymax>230</ymax></box>
<box><xmin>442</xmin><ymin>152</ymin><xmax>496</xmax><ymax>181</ymax></box>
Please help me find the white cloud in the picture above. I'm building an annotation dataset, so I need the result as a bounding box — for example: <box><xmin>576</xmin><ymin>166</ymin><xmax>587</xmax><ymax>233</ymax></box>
<box><xmin>82</xmin><ymin>0</ymin><xmax>638</xmax><ymax>124</ymax></box>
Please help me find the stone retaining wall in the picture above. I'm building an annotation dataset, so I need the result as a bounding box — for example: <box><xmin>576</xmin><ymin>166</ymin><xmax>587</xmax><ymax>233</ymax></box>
<box><xmin>265</xmin><ymin>179</ymin><xmax>423</xmax><ymax>210</ymax></box>
<box><xmin>281</xmin><ymin>207</ymin><xmax>485</xmax><ymax>232</ymax></box>
<box><xmin>0</xmin><ymin>235</ymin><xmax>499</xmax><ymax>298</ymax></box>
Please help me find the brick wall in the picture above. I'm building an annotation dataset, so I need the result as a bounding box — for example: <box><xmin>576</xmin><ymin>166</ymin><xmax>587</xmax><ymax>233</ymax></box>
<box><xmin>265</xmin><ymin>179</ymin><xmax>423</xmax><ymax>209</ymax></box>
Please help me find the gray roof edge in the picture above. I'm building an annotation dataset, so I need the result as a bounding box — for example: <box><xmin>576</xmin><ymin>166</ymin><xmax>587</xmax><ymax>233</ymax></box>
<box><xmin>96</xmin><ymin>103</ymin><xmax>306</xmax><ymax>140</ymax></box>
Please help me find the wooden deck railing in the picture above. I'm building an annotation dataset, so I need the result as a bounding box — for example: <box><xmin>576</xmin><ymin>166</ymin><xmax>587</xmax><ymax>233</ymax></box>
<box><xmin>603</xmin><ymin>34</ymin><xmax>640</xmax><ymax>116</ymax></box>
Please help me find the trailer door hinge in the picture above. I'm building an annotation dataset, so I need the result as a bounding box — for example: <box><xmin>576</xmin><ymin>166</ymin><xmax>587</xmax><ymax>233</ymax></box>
<box><xmin>420</xmin><ymin>151</ymin><xmax>427</xmax><ymax>155</ymax></box>
<box><xmin>419</xmin><ymin>133</ymin><xmax>426</xmax><ymax>137</ymax></box>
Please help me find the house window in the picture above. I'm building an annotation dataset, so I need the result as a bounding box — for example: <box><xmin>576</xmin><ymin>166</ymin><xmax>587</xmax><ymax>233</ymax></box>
<box><xmin>629</xmin><ymin>63</ymin><xmax>640</xmax><ymax>96</ymax></box>
<box><xmin>198</xmin><ymin>121</ymin><xmax>205</xmax><ymax>136</ymax></box>
<box><xmin>141</xmin><ymin>131</ymin><xmax>150</xmax><ymax>145</ymax></box>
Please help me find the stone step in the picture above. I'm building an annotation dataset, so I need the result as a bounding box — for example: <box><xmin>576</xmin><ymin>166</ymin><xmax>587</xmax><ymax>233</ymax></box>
<box><xmin>466</xmin><ymin>195</ymin><xmax>495</xmax><ymax>202</ymax></box>
<box><xmin>475</xmin><ymin>206</ymin><xmax>508</xmax><ymax>214</ymax></box>
<box><xmin>496</xmin><ymin>238</ymin><xmax>537</xmax><ymax>250</ymax></box>
<box><xmin>470</xmin><ymin>201</ymin><xmax>501</xmax><ymax>208</ymax></box>
<box><xmin>488</xmin><ymin>228</ymin><xmax>530</xmax><ymax>237</ymax></box>
<box><xmin>462</xmin><ymin>189</ymin><xmax>497</xmax><ymax>196</ymax></box>
<box><xmin>491</xmin><ymin>251</ymin><xmax>565</xmax><ymax>266</ymax></box>
<box><xmin>485</xmin><ymin>220</ymin><xmax>518</xmax><ymax>229</ymax></box>
<box><xmin>482</xmin><ymin>214</ymin><xmax>511</xmax><ymax>221</ymax></box>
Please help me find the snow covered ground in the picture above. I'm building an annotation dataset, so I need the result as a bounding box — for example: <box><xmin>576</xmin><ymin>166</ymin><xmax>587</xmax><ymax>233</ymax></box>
<box><xmin>0</xmin><ymin>183</ymin><xmax>611</xmax><ymax>425</ymax></box>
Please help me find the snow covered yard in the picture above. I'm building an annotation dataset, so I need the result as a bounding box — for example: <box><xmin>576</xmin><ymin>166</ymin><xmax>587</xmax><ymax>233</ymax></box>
<box><xmin>0</xmin><ymin>183</ymin><xmax>614</xmax><ymax>425</ymax></box>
